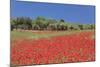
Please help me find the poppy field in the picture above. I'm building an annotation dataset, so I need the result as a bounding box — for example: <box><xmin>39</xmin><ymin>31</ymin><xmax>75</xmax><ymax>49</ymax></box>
<box><xmin>11</xmin><ymin>30</ymin><xmax>95</xmax><ymax>66</ymax></box>
<box><xmin>10</xmin><ymin>1</ymin><xmax>95</xmax><ymax>66</ymax></box>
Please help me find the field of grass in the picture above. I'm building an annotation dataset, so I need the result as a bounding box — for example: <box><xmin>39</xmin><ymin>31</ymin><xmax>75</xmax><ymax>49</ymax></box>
<box><xmin>11</xmin><ymin>30</ymin><xmax>94</xmax><ymax>40</ymax></box>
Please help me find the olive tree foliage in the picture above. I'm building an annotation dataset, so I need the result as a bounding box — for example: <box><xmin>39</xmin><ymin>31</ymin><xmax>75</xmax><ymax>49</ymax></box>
<box><xmin>11</xmin><ymin>17</ymin><xmax>32</xmax><ymax>31</ymax></box>
<box><xmin>11</xmin><ymin>16</ymin><xmax>95</xmax><ymax>31</ymax></box>
<box><xmin>11</xmin><ymin>18</ymin><xmax>17</xmax><ymax>31</ymax></box>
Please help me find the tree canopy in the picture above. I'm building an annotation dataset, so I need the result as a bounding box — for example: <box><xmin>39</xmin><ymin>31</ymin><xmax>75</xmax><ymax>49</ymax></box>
<box><xmin>11</xmin><ymin>17</ymin><xmax>95</xmax><ymax>31</ymax></box>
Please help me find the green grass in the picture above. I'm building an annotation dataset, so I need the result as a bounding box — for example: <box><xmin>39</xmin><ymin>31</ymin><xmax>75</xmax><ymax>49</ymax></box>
<box><xmin>11</xmin><ymin>30</ymin><xmax>94</xmax><ymax>40</ymax></box>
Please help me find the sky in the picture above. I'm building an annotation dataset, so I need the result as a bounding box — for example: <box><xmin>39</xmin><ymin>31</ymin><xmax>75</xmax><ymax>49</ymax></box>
<box><xmin>11</xmin><ymin>0</ymin><xmax>95</xmax><ymax>24</ymax></box>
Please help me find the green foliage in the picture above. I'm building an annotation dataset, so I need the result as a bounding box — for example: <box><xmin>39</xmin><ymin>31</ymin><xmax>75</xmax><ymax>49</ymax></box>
<box><xmin>11</xmin><ymin>17</ymin><xmax>32</xmax><ymax>30</ymax></box>
<box><xmin>11</xmin><ymin>16</ymin><xmax>95</xmax><ymax>31</ymax></box>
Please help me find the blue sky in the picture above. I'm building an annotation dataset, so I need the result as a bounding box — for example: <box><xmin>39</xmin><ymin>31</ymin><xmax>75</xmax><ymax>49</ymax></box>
<box><xmin>11</xmin><ymin>0</ymin><xmax>95</xmax><ymax>24</ymax></box>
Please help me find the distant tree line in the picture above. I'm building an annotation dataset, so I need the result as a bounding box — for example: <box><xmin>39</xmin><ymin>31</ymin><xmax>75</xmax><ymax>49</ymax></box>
<box><xmin>11</xmin><ymin>17</ymin><xmax>95</xmax><ymax>31</ymax></box>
